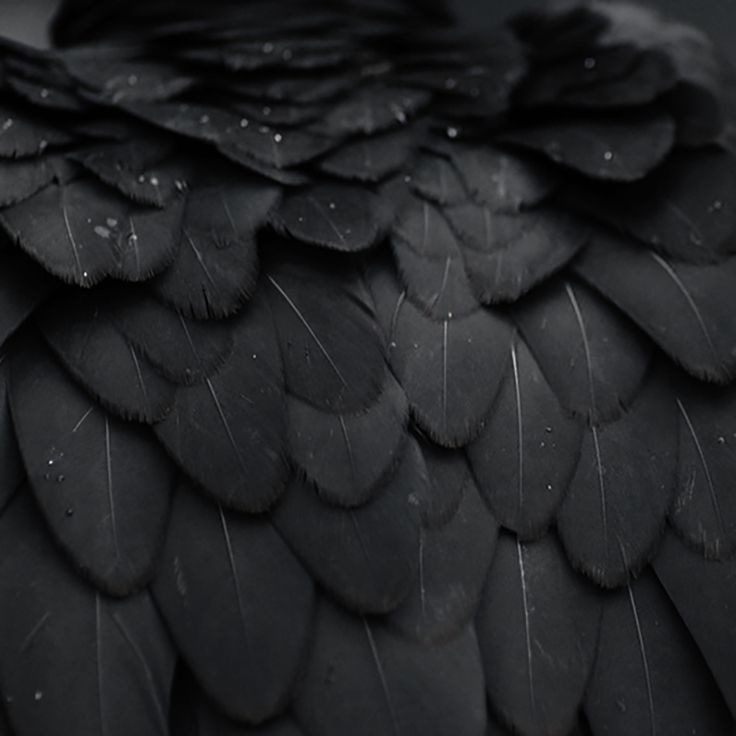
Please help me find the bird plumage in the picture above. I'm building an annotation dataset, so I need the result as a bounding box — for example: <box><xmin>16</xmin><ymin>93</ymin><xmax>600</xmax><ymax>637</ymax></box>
<box><xmin>0</xmin><ymin>1</ymin><xmax>734</xmax><ymax>734</ymax></box>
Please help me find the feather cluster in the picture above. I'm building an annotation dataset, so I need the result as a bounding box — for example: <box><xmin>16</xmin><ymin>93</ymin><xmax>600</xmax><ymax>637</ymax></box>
<box><xmin>0</xmin><ymin>1</ymin><xmax>734</xmax><ymax>734</ymax></box>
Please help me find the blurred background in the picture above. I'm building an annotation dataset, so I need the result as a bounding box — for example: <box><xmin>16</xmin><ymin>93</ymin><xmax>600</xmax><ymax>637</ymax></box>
<box><xmin>0</xmin><ymin>0</ymin><xmax>735</xmax><ymax>62</ymax></box>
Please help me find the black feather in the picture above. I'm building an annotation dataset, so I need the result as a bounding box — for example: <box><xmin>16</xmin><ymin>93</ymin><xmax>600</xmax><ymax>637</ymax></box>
<box><xmin>39</xmin><ymin>293</ymin><xmax>175</xmax><ymax>423</ymax></box>
<box><xmin>389</xmin><ymin>477</ymin><xmax>497</xmax><ymax>644</ymax></box>
<box><xmin>319</xmin><ymin>130</ymin><xmax>413</xmax><ymax>182</ymax></box>
<box><xmin>9</xmin><ymin>335</ymin><xmax>174</xmax><ymax>595</ymax></box>
<box><xmin>477</xmin><ymin>532</ymin><xmax>601</xmax><ymax>736</ymax></box>
<box><xmin>154</xmin><ymin>174</ymin><xmax>279</xmax><ymax>319</ymax></box>
<box><xmin>557</xmin><ymin>375</ymin><xmax>677</xmax><ymax>587</ymax></box>
<box><xmin>654</xmin><ymin>531</ymin><xmax>736</xmax><ymax>719</ymax></box>
<box><xmin>0</xmin><ymin>242</ymin><xmax>53</xmax><ymax>348</ymax></box>
<box><xmin>295</xmin><ymin>600</ymin><xmax>487</xmax><ymax>736</ymax></box>
<box><xmin>153</xmin><ymin>486</ymin><xmax>314</xmax><ymax>724</ymax></box>
<box><xmin>391</xmin><ymin>194</ymin><xmax>479</xmax><ymax>318</ymax></box>
<box><xmin>267</xmin><ymin>260</ymin><xmax>386</xmax><ymax>412</ymax></box>
<box><xmin>287</xmin><ymin>373</ymin><xmax>408</xmax><ymax>507</ymax></box>
<box><xmin>468</xmin><ymin>336</ymin><xmax>583</xmax><ymax>539</ymax></box>
<box><xmin>0</xmin><ymin>495</ymin><xmax>176</xmax><ymax>736</ymax></box>
<box><xmin>0</xmin><ymin>157</ymin><xmax>56</xmax><ymax>207</ymax></box>
<box><xmin>415</xmin><ymin>440</ymin><xmax>469</xmax><ymax>528</ymax></box>
<box><xmin>502</xmin><ymin>110</ymin><xmax>675</xmax><ymax>182</ymax></box>
<box><xmin>1</xmin><ymin>179</ymin><xmax>184</xmax><ymax>286</ymax></box>
<box><xmin>595</xmin><ymin>0</ymin><xmax>725</xmax><ymax>144</ymax></box>
<box><xmin>517</xmin><ymin>44</ymin><xmax>675</xmax><ymax>109</ymax></box>
<box><xmin>0</xmin><ymin>102</ymin><xmax>71</xmax><ymax>157</ymax></box>
<box><xmin>181</xmin><ymin>672</ymin><xmax>306</xmax><ymax>736</ymax></box>
<box><xmin>63</xmin><ymin>56</ymin><xmax>194</xmax><ymax>103</ymax></box>
<box><xmin>408</xmin><ymin>152</ymin><xmax>468</xmax><ymax>206</ymax></box>
<box><xmin>72</xmin><ymin>138</ymin><xmax>180</xmax><ymax>207</ymax></box>
<box><xmin>272</xmin><ymin>183</ymin><xmax>387</xmax><ymax>252</ymax></box>
<box><xmin>319</xmin><ymin>85</ymin><xmax>429</xmax><ymax>135</ymax></box>
<box><xmin>571</xmin><ymin>149</ymin><xmax>736</xmax><ymax>261</ymax></box>
<box><xmin>514</xmin><ymin>278</ymin><xmax>651</xmax><ymax>424</ymax></box>
<box><xmin>446</xmin><ymin>145</ymin><xmax>554</xmax><ymax>210</ymax></box>
<box><xmin>129</xmin><ymin>102</ymin><xmax>334</xmax><ymax>171</ymax></box>
<box><xmin>445</xmin><ymin>205</ymin><xmax>587</xmax><ymax>304</ymax></box>
<box><xmin>109</xmin><ymin>291</ymin><xmax>234</xmax><ymax>385</ymax></box>
<box><xmin>155</xmin><ymin>297</ymin><xmax>288</xmax><ymax>512</ymax></box>
<box><xmin>575</xmin><ymin>230</ymin><xmax>736</xmax><ymax>383</ymax></box>
<box><xmin>584</xmin><ymin>570</ymin><xmax>732</xmax><ymax>734</ymax></box>
<box><xmin>273</xmin><ymin>451</ymin><xmax>423</xmax><ymax>614</ymax></box>
<box><xmin>0</xmin><ymin>361</ymin><xmax>23</xmax><ymax>516</ymax></box>
<box><xmin>669</xmin><ymin>380</ymin><xmax>736</xmax><ymax>558</ymax></box>
<box><xmin>370</xmin><ymin>262</ymin><xmax>511</xmax><ymax>446</ymax></box>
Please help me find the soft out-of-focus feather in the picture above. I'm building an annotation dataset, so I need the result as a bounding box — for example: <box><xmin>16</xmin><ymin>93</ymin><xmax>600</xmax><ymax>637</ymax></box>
<box><xmin>511</xmin><ymin>4</ymin><xmax>607</xmax><ymax>61</ymax></box>
<box><xmin>10</xmin><ymin>336</ymin><xmax>174</xmax><ymax>595</ymax></box>
<box><xmin>389</xmin><ymin>477</ymin><xmax>497</xmax><ymax>644</ymax></box>
<box><xmin>295</xmin><ymin>600</ymin><xmax>486</xmax><ymax>736</ymax></box>
<box><xmin>271</xmin><ymin>183</ymin><xmax>387</xmax><ymax>252</ymax></box>
<box><xmin>654</xmin><ymin>532</ymin><xmax>736</xmax><ymax>718</ymax></box>
<box><xmin>109</xmin><ymin>291</ymin><xmax>234</xmax><ymax>385</ymax></box>
<box><xmin>184</xmin><ymin>37</ymin><xmax>349</xmax><ymax>72</ymax></box>
<box><xmin>6</xmin><ymin>68</ymin><xmax>83</xmax><ymax>114</ymax></box>
<box><xmin>153</xmin><ymin>486</ymin><xmax>314</xmax><ymax>724</ymax></box>
<box><xmin>319</xmin><ymin>130</ymin><xmax>413</xmax><ymax>182</ymax></box>
<box><xmin>408</xmin><ymin>152</ymin><xmax>468</xmax><ymax>206</ymax></box>
<box><xmin>502</xmin><ymin>110</ymin><xmax>675</xmax><ymax>182</ymax></box>
<box><xmin>594</xmin><ymin>0</ymin><xmax>725</xmax><ymax>144</ymax></box>
<box><xmin>575</xmin><ymin>230</ymin><xmax>736</xmax><ymax>383</ymax></box>
<box><xmin>0</xmin><ymin>102</ymin><xmax>72</xmax><ymax>157</ymax></box>
<box><xmin>273</xmin><ymin>454</ymin><xmax>422</xmax><ymax>614</ymax></box>
<box><xmin>370</xmin><ymin>262</ymin><xmax>511</xmax><ymax>446</ymax></box>
<box><xmin>477</xmin><ymin>533</ymin><xmax>601</xmax><ymax>736</ymax></box>
<box><xmin>468</xmin><ymin>337</ymin><xmax>583</xmax><ymax>540</ymax></box>
<box><xmin>559</xmin><ymin>52</ymin><xmax>676</xmax><ymax>112</ymax></box>
<box><xmin>570</xmin><ymin>149</ymin><xmax>736</xmax><ymax>262</ymax></box>
<box><xmin>155</xmin><ymin>297</ymin><xmax>288</xmax><ymax>511</ymax></box>
<box><xmin>514</xmin><ymin>0</ymin><xmax>726</xmax><ymax>144</ymax></box>
<box><xmin>446</xmin><ymin>205</ymin><xmax>587</xmax><ymax>304</ymax></box>
<box><xmin>516</xmin><ymin>44</ymin><xmax>675</xmax><ymax>110</ymax></box>
<box><xmin>267</xmin><ymin>260</ymin><xmax>386</xmax><ymax>412</ymax></box>
<box><xmin>287</xmin><ymin>373</ymin><xmax>408</xmax><ymax>507</ymax></box>
<box><xmin>557</xmin><ymin>376</ymin><xmax>677</xmax><ymax>587</ymax></box>
<box><xmin>63</xmin><ymin>56</ymin><xmax>194</xmax><ymax>104</ymax></box>
<box><xmin>514</xmin><ymin>279</ymin><xmax>651</xmax><ymax>424</ymax></box>
<box><xmin>670</xmin><ymin>380</ymin><xmax>736</xmax><ymax>557</ymax></box>
<box><xmin>391</xmin><ymin>194</ymin><xmax>479</xmax><ymax>318</ymax></box>
<box><xmin>445</xmin><ymin>146</ymin><xmax>554</xmax><ymax>210</ymax></box>
<box><xmin>154</xmin><ymin>175</ymin><xmax>279</xmax><ymax>319</ymax></box>
<box><xmin>39</xmin><ymin>293</ymin><xmax>175</xmax><ymax>423</ymax></box>
<box><xmin>585</xmin><ymin>570</ymin><xmax>732</xmax><ymax>734</ymax></box>
<box><xmin>403</xmin><ymin>64</ymin><xmax>524</xmax><ymax>127</ymax></box>
<box><xmin>1</xmin><ymin>179</ymin><xmax>185</xmax><ymax>286</ymax></box>
<box><xmin>319</xmin><ymin>86</ymin><xmax>429</xmax><ymax>136</ymax></box>
<box><xmin>0</xmin><ymin>495</ymin><xmax>176</xmax><ymax>736</ymax></box>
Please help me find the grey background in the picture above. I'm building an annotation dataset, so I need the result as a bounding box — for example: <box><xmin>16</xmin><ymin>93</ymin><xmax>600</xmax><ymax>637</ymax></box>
<box><xmin>0</xmin><ymin>0</ymin><xmax>734</xmax><ymax>61</ymax></box>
